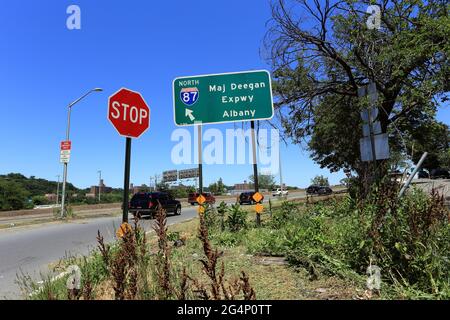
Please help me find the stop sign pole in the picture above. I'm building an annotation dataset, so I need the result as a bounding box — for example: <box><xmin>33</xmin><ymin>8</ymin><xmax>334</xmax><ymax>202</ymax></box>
<box><xmin>122</xmin><ymin>137</ymin><xmax>132</xmax><ymax>223</ymax></box>
<box><xmin>108</xmin><ymin>88</ymin><xmax>150</xmax><ymax>223</ymax></box>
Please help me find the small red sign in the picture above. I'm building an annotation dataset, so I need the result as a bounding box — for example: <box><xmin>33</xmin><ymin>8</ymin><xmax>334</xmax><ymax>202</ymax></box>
<box><xmin>60</xmin><ymin>141</ymin><xmax>71</xmax><ymax>151</ymax></box>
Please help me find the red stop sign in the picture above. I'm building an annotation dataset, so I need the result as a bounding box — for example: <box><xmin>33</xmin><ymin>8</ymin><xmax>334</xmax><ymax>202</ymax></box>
<box><xmin>108</xmin><ymin>88</ymin><xmax>150</xmax><ymax>138</ymax></box>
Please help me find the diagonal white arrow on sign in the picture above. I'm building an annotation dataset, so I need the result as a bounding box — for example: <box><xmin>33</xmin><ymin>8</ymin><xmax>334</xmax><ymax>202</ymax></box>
<box><xmin>185</xmin><ymin>108</ymin><xmax>195</xmax><ymax>121</ymax></box>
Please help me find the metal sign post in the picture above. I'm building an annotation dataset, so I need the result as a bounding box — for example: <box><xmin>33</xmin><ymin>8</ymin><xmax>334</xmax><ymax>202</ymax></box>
<box><xmin>60</xmin><ymin>140</ymin><xmax>72</xmax><ymax>218</ymax></box>
<box><xmin>122</xmin><ymin>138</ymin><xmax>132</xmax><ymax>223</ymax></box>
<box><xmin>398</xmin><ymin>152</ymin><xmax>428</xmax><ymax>198</ymax></box>
<box><xmin>198</xmin><ymin>124</ymin><xmax>203</xmax><ymax>193</ymax></box>
<box><xmin>251</xmin><ymin>121</ymin><xmax>260</xmax><ymax>226</ymax></box>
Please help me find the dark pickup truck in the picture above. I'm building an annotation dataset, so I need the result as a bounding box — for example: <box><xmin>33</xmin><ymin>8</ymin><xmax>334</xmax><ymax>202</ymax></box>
<box><xmin>128</xmin><ymin>192</ymin><xmax>181</xmax><ymax>218</ymax></box>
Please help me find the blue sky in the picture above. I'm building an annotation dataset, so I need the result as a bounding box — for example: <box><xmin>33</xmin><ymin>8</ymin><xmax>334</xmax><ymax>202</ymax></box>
<box><xmin>0</xmin><ymin>1</ymin><xmax>448</xmax><ymax>189</ymax></box>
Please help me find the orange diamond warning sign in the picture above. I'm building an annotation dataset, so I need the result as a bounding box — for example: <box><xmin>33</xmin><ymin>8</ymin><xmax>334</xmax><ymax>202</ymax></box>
<box><xmin>197</xmin><ymin>194</ymin><xmax>206</xmax><ymax>205</ymax></box>
<box><xmin>116</xmin><ymin>222</ymin><xmax>132</xmax><ymax>238</ymax></box>
<box><xmin>252</xmin><ymin>192</ymin><xmax>263</xmax><ymax>203</ymax></box>
<box><xmin>255</xmin><ymin>203</ymin><xmax>264</xmax><ymax>214</ymax></box>
<box><xmin>198</xmin><ymin>206</ymin><xmax>205</xmax><ymax>214</ymax></box>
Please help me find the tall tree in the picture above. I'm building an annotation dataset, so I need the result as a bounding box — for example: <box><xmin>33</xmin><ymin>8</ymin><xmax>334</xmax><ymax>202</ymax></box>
<box><xmin>311</xmin><ymin>175</ymin><xmax>330</xmax><ymax>186</ymax></box>
<box><xmin>266</xmin><ymin>0</ymin><xmax>449</xmax><ymax>177</ymax></box>
<box><xmin>0</xmin><ymin>180</ymin><xmax>30</xmax><ymax>210</ymax></box>
<box><xmin>249</xmin><ymin>174</ymin><xmax>276</xmax><ymax>190</ymax></box>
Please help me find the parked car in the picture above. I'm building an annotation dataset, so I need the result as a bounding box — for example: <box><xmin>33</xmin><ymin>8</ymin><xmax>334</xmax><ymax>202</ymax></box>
<box><xmin>239</xmin><ymin>191</ymin><xmax>264</xmax><ymax>205</ymax></box>
<box><xmin>129</xmin><ymin>192</ymin><xmax>181</xmax><ymax>218</ymax></box>
<box><xmin>188</xmin><ymin>192</ymin><xmax>216</xmax><ymax>205</ymax></box>
<box><xmin>430</xmin><ymin>168</ymin><xmax>450</xmax><ymax>179</ymax></box>
<box><xmin>272</xmin><ymin>188</ymin><xmax>288</xmax><ymax>196</ymax></box>
<box><xmin>306</xmin><ymin>185</ymin><xmax>321</xmax><ymax>195</ymax></box>
<box><xmin>317</xmin><ymin>186</ymin><xmax>333</xmax><ymax>195</ymax></box>
<box><xmin>417</xmin><ymin>169</ymin><xmax>430</xmax><ymax>179</ymax></box>
<box><xmin>306</xmin><ymin>185</ymin><xmax>333</xmax><ymax>196</ymax></box>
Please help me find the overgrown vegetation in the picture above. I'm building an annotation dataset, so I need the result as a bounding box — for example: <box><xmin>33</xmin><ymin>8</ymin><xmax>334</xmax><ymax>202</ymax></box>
<box><xmin>246</xmin><ymin>185</ymin><xmax>449</xmax><ymax>299</ymax></box>
<box><xmin>20</xmin><ymin>206</ymin><xmax>256</xmax><ymax>300</ymax></box>
<box><xmin>19</xmin><ymin>184</ymin><xmax>449</xmax><ymax>300</ymax></box>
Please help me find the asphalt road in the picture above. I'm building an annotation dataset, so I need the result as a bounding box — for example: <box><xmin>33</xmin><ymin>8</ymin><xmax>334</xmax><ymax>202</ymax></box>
<box><xmin>0</xmin><ymin>192</ymin><xmax>305</xmax><ymax>299</ymax></box>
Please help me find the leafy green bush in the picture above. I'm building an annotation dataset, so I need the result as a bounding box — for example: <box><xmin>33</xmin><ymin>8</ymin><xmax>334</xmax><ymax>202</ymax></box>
<box><xmin>32</xmin><ymin>195</ymin><xmax>51</xmax><ymax>206</ymax></box>
<box><xmin>271</xmin><ymin>201</ymin><xmax>300</xmax><ymax>228</ymax></box>
<box><xmin>210</xmin><ymin>230</ymin><xmax>245</xmax><ymax>248</ymax></box>
<box><xmin>217</xmin><ymin>201</ymin><xmax>227</xmax><ymax>231</ymax></box>
<box><xmin>245</xmin><ymin>228</ymin><xmax>286</xmax><ymax>256</ymax></box>
<box><xmin>226</xmin><ymin>204</ymin><xmax>247</xmax><ymax>232</ymax></box>
<box><xmin>244</xmin><ymin>183</ymin><xmax>449</xmax><ymax>298</ymax></box>
<box><xmin>310</xmin><ymin>185</ymin><xmax>450</xmax><ymax>297</ymax></box>
<box><xmin>360</xmin><ymin>187</ymin><xmax>450</xmax><ymax>296</ymax></box>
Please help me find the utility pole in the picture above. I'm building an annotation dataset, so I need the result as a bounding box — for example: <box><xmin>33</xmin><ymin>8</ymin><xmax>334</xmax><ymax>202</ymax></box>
<box><xmin>279</xmin><ymin>147</ymin><xmax>283</xmax><ymax>194</ymax></box>
<box><xmin>60</xmin><ymin>88</ymin><xmax>102</xmax><ymax>218</ymax></box>
<box><xmin>56</xmin><ymin>175</ymin><xmax>60</xmax><ymax>206</ymax></box>
<box><xmin>154</xmin><ymin>174</ymin><xmax>161</xmax><ymax>191</ymax></box>
<box><xmin>98</xmin><ymin>170</ymin><xmax>102</xmax><ymax>202</ymax></box>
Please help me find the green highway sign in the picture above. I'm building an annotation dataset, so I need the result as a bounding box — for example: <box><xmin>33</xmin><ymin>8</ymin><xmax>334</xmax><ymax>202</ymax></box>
<box><xmin>172</xmin><ymin>70</ymin><xmax>273</xmax><ymax>126</ymax></box>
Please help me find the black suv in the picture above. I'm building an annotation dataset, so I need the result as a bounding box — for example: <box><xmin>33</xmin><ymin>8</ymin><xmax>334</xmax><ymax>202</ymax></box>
<box><xmin>430</xmin><ymin>168</ymin><xmax>450</xmax><ymax>179</ymax></box>
<box><xmin>306</xmin><ymin>185</ymin><xmax>332</xmax><ymax>196</ymax></box>
<box><xmin>239</xmin><ymin>192</ymin><xmax>263</xmax><ymax>205</ymax></box>
<box><xmin>306</xmin><ymin>185</ymin><xmax>320</xmax><ymax>195</ymax></box>
<box><xmin>129</xmin><ymin>192</ymin><xmax>181</xmax><ymax>218</ymax></box>
<box><xmin>317</xmin><ymin>186</ymin><xmax>333</xmax><ymax>195</ymax></box>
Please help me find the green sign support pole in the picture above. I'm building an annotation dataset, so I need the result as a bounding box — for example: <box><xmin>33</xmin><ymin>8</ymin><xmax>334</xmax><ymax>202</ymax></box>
<box><xmin>251</xmin><ymin>120</ymin><xmax>260</xmax><ymax>226</ymax></box>
<box><xmin>197</xmin><ymin>124</ymin><xmax>203</xmax><ymax>194</ymax></box>
<box><xmin>122</xmin><ymin>137</ymin><xmax>131</xmax><ymax>223</ymax></box>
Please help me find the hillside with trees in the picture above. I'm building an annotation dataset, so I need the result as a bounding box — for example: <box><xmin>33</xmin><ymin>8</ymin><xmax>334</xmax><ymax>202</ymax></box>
<box><xmin>0</xmin><ymin>173</ymin><xmax>124</xmax><ymax>211</ymax></box>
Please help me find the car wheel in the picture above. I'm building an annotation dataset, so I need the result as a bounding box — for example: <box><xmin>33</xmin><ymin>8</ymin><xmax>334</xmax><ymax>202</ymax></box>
<box><xmin>190</xmin><ymin>202</ymin><xmax>195</xmax><ymax>206</ymax></box>
<box><xmin>175</xmin><ymin>206</ymin><xmax>181</xmax><ymax>215</ymax></box>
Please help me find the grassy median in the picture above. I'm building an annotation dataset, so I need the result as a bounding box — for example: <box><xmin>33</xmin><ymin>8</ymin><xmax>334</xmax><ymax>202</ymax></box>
<box><xmin>18</xmin><ymin>187</ymin><xmax>449</xmax><ymax>300</ymax></box>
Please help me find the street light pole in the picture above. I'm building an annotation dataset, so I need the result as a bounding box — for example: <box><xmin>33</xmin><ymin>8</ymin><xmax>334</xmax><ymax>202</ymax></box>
<box><xmin>56</xmin><ymin>175</ymin><xmax>60</xmax><ymax>206</ymax></box>
<box><xmin>98</xmin><ymin>170</ymin><xmax>102</xmax><ymax>202</ymax></box>
<box><xmin>60</xmin><ymin>88</ymin><xmax>103</xmax><ymax>218</ymax></box>
<box><xmin>279</xmin><ymin>148</ymin><xmax>283</xmax><ymax>194</ymax></box>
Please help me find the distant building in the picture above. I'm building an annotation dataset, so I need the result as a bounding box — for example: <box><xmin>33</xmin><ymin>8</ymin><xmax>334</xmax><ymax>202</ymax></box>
<box><xmin>234</xmin><ymin>180</ymin><xmax>251</xmax><ymax>191</ymax></box>
<box><xmin>45</xmin><ymin>193</ymin><xmax>57</xmax><ymax>201</ymax></box>
<box><xmin>131</xmin><ymin>184</ymin><xmax>151</xmax><ymax>194</ymax></box>
<box><xmin>86</xmin><ymin>179</ymin><xmax>112</xmax><ymax>198</ymax></box>
<box><xmin>231</xmin><ymin>181</ymin><xmax>253</xmax><ymax>195</ymax></box>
